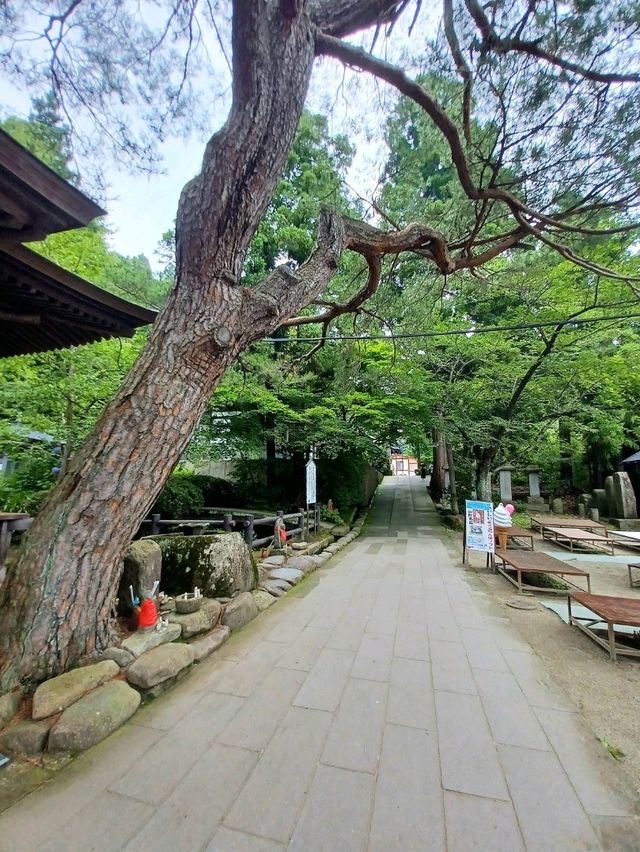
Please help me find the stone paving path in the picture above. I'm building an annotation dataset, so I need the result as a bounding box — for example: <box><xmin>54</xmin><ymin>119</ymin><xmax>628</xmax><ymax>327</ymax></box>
<box><xmin>1</xmin><ymin>476</ymin><xmax>639</xmax><ymax>851</ymax></box>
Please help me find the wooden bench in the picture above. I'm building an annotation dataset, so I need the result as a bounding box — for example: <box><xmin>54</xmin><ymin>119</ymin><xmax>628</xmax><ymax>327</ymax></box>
<box><xmin>495</xmin><ymin>550</ymin><xmax>591</xmax><ymax>595</ymax></box>
<box><xmin>541</xmin><ymin>526</ymin><xmax>615</xmax><ymax>556</ymax></box>
<box><xmin>568</xmin><ymin>592</ymin><xmax>640</xmax><ymax>661</ymax></box>
<box><xmin>628</xmin><ymin>563</ymin><xmax>640</xmax><ymax>589</ymax></box>
<box><xmin>530</xmin><ymin>516</ymin><xmax>608</xmax><ymax>535</ymax></box>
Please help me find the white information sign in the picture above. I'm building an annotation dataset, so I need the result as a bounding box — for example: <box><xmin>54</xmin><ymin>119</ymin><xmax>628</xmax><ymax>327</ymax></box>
<box><xmin>464</xmin><ymin>500</ymin><xmax>495</xmax><ymax>554</ymax></box>
<box><xmin>306</xmin><ymin>458</ymin><xmax>317</xmax><ymax>505</ymax></box>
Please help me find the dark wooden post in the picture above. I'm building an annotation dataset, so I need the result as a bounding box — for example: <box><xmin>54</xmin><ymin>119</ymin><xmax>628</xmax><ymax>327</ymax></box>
<box><xmin>223</xmin><ymin>513</ymin><xmax>233</xmax><ymax>533</ymax></box>
<box><xmin>244</xmin><ymin>515</ymin><xmax>255</xmax><ymax>547</ymax></box>
<box><xmin>298</xmin><ymin>507</ymin><xmax>305</xmax><ymax>539</ymax></box>
<box><xmin>151</xmin><ymin>514</ymin><xmax>161</xmax><ymax>535</ymax></box>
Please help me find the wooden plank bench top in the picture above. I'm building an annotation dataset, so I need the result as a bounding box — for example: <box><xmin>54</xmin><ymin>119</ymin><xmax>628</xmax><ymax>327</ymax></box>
<box><xmin>495</xmin><ymin>550</ymin><xmax>591</xmax><ymax>594</ymax></box>
<box><xmin>570</xmin><ymin>592</ymin><xmax>640</xmax><ymax>627</ymax></box>
<box><xmin>542</xmin><ymin>527</ymin><xmax>615</xmax><ymax>555</ymax></box>
<box><xmin>568</xmin><ymin>592</ymin><xmax>640</xmax><ymax>660</ymax></box>
<box><xmin>498</xmin><ymin>551</ymin><xmax>587</xmax><ymax>575</ymax></box>
<box><xmin>531</xmin><ymin>516</ymin><xmax>607</xmax><ymax>533</ymax></box>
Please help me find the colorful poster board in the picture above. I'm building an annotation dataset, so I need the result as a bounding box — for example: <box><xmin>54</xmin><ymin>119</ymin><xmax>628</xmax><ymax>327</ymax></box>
<box><xmin>464</xmin><ymin>500</ymin><xmax>495</xmax><ymax>556</ymax></box>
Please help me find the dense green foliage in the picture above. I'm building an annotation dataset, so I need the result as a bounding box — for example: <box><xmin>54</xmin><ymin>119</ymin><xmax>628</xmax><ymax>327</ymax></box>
<box><xmin>2</xmin><ymin>89</ymin><xmax>639</xmax><ymax>516</ymax></box>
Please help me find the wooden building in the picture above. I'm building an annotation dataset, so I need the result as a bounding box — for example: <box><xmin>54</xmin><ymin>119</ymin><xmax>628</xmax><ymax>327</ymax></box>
<box><xmin>0</xmin><ymin>128</ymin><xmax>156</xmax><ymax>357</ymax></box>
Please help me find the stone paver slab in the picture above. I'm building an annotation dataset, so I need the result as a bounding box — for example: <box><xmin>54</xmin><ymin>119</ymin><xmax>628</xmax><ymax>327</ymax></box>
<box><xmin>224</xmin><ymin>706</ymin><xmax>332</xmax><ymax>843</ymax></box>
<box><xmin>289</xmin><ymin>764</ymin><xmax>374</xmax><ymax>852</ymax></box>
<box><xmin>534</xmin><ymin>707</ymin><xmax>638</xmax><ymax>816</ymax></box>
<box><xmin>435</xmin><ymin>690</ymin><xmax>509</xmax><ymax>801</ymax></box>
<box><xmin>206</xmin><ymin>828</ymin><xmax>284</xmax><ymax>851</ymax></box>
<box><xmin>430</xmin><ymin>639</ymin><xmax>477</xmax><ymax>694</ymax></box>
<box><xmin>292</xmin><ymin>647</ymin><xmax>354</xmax><ymax>712</ymax></box>
<box><xmin>369</xmin><ymin>723</ymin><xmax>444</xmax><ymax>852</ymax></box>
<box><xmin>351</xmin><ymin>632</ymin><xmax>394</xmax><ymax>682</ymax></box>
<box><xmin>386</xmin><ymin>657</ymin><xmax>435</xmax><ymax>731</ymax></box>
<box><xmin>474</xmin><ymin>668</ymin><xmax>551</xmax><ymax>751</ymax></box>
<box><xmin>498</xmin><ymin>743</ymin><xmax>601</xmax><ymax>851</ymax></box>
<box><xmin>321</xmin><ymin>677</ymin><xmax>386</xmax><ymax>774</ymax></box>
<box><xmin>124</xmin><ymin>742</ymin><xmax>257</xmax><ymax>850</ymax></box>
<box><xmin>216</xmin><ymin>667</ymin><xmax>306</xmax><ymax>751</ymax></box>
<box><xmin>444</xmin><ymin>791</ymin><xmax>524</xmax><ymax>852</ymax></box>
<box><xmin>40</xmin><ymin>790</ymin><xmax>154</xmax><ymax>852</ymax></box>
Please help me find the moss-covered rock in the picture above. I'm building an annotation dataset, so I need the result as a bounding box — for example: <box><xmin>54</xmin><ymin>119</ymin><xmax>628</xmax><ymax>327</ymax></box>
<box><xmin>155</xmin><ymin>532</ymin><xmax>255</xmax><ymax>597</ymax></box>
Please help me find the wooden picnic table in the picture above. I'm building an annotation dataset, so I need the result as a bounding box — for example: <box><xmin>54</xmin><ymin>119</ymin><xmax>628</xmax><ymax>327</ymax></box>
<box><xmin>495</xmin><ymin>550</ymin><xmax>591</xmax><ymax>595</ymax></box>
<box><xmin>609</xmin><ymin>530</ymin><xmax>640</xmax><ymax>550</ymax></box>
<box><xmin>542</xmin><ymin>526</ymin><xmax>615</xmax><ymax>555</ymax></box>
<box><xmin>0</xmin><ymin>512</ymin><xmax>32</xmax><ymax>572</ymax></box>
<box><xmin>569</xmin><ymin>591</ymin><xmax>640</xmax><ymax>661</ymax></box>
<box><xmin>530</xmin><ymin>515</ymin><xmax>608</xmax><ymax>535</ymax></box>
<box><xmin>503</xmin><ymin>526</ymin><xmax>535</xmax><ymax>551</ymax></box>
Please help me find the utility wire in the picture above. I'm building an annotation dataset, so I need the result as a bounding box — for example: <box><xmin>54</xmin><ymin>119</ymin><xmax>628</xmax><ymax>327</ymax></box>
<box><xmin>266</xmin><ymin>312</ymin><xmax>640</xmax><ymax>343</ymax></box>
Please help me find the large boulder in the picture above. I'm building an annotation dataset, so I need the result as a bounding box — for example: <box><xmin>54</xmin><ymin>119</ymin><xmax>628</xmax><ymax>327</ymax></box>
<box><xmin>98</xmin><ymin>647</ymin><xmax>134</xmax><ymax>668</ymax></box>
<box><xmin>591</xmin><ymin>488</ymin><xmax>609</xmax><ymax>517</ymax></box>
<box><xmin>221</xmin><ymin>592</ymin><xmax>258</xmax><ymax>631</ymax></box>
<box><xmin>48</xmin><ymin>681</ymin><xmax>140</xmax><ymax>752</ymax></box>
<box><xmin>608</xmin><ymin>472</ymin><xmax>638</xmax><ymax>519</ymax></box>
<box><xmin>120</xmin><ymin>622</ymin><xmax>181</xmax><ymax>658</ymax></box>
<box><xmin>118</xmin><ymin>539</ymin><xmax>162</xmax><ymax>614</ymax></box>
<box><xmin>155</xmin><ymin>533</ymin><xmax>256</xmax><ymax>597</ymax></box>
<box><xmin>32</xmin><ymin>660</ymin><xmax>119</xmax><ymax>721</ymax></box>
<box><xmin>169</xmin><ymin>598</ymin><xmax>222</xmax><ymax>639</ymax></box>
<box><xmin>0</xmin><ymin>688</ymin><xmax>23</xmax><ymax>730</ymax></box>
<box><xmin>126</xmin><ymin>644</ymin><xmax>195</xmax><ymax>690</ymax></box>
<box><xmin>0</xmin><ymin>720</ymin><xmax>49</xmax><ymax>755</ymax></box>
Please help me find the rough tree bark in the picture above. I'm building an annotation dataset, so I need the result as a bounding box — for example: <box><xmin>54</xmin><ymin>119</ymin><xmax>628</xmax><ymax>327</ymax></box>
<box><xmin>429</xmin><ymin>429</ymin><xmax>447</xmax><ymax>502</ymax></box>
<box><xmin>0</xmin><ymin>0</ymin><xmax>405</xmax><ymax>691</ymax></box>
<box><xmin>445</xmin><ymin>442</ymin><xmax>459</xmax><ymax>515</ymax></box>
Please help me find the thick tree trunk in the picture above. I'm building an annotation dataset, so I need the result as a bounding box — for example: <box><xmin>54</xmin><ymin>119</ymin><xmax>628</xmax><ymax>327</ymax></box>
<box><xmin>474</xmin><ymin>449</ymin><xmax>495</xmax><ymax>502</ymax></box>
<box><xmin>0</xmin><ymin>5</ymin><xmax>321</xmax><ymax>691</ymax></box>
<box><xmin>0</xmin><ymin>0</ymin><xmax>418</xmax><ymax>691</ymax></box>
<box><xmin>429</xmin><ymin>430</ymin><xmax>447</xmax><ymax>501</ymax></box>
<box><xmin>446</xmin><ymin>442</ymin><xmax>459</xmax><ymax>515</ymax></box>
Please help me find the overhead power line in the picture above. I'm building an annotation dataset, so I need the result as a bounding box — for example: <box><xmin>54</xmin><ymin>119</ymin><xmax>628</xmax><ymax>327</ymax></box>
<box><xmin>266</xmin><ymin>312</ymin><xmax>640</xmax><ymax>343</ymax></box>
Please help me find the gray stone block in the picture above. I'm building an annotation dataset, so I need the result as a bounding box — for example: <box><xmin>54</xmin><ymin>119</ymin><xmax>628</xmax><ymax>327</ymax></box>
<box><xmin>118</xmin><ymin>539</ymin><xmax>162</xmax><ymax>614</ymax></box>
<box><xmin>0</xmin><ymin>688</ymin><xmax>23</xmax><ymax>730</ymax></box>
<box><xmin>127</xmin><ymin>643</ymin><xmax>195</xmax><ymax>689</ymax></box>
<box><xmin>48</xmin><ymin>680</ymin><xmax>141</xmax><ymax>752</ymax></box>
<box><xmin>591</xmin><ymin>488</ymin><xmax>609</xmax><ymax>516</ymax></box>
<box><xmin>221</xmin><ymin>592</ymin><xmax>258</xmax><ymax>632</ymax></box>
<box><xmin>169</xmin><ymin>598</ymin><xmax>222</xmax><ymax>638</ymax></box>
<box><xmin>188</xmin><ymin>625</ymin><xmax>230</xmax><ymax>662</ymax></box>
<box><xmin>0</xmin><ymin>720</ymin><xmax>49</xmax><ymax>755</ymax></box>
<box><xmin>98</xmin><ymin>647</ymin><xmax>134</xmax><ymax>668</ymax></box>
<box><xmin>32</xmin><ymin>660</ymin><xmax>119</xmax><ymax>720</ymax></box>
<box><xmin>267</xmin><ymin>567</ymin><xmax>304</xmax><ymax>585</ymax></box>
<box><xmin>120</xmin><ymin>622</ymin><xmax>181</xmax><ymax>658</ymax></box>
<box><xmin>252</xmin><ymin>590</ymin><xmax>276</xmax><ymax>611</ymax></box>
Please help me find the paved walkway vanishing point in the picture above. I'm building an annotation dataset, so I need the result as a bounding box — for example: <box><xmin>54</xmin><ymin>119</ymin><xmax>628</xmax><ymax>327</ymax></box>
<box><xmin>1</xmin><ymin>476</ymin><xmax>639</xmax><ymax>851</ymax></box>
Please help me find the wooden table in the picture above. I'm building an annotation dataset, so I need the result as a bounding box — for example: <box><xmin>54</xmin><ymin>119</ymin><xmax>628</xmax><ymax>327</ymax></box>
<box><xmin>495</xmin><ymin>550</ymin><xmax>591</xmax><ymax>595</ymax></box>
<box><xmin>530</xmin><ymin>516</ymin><xmax>608</xmax><ymax>535</ymax></box>
<box><xmin>0</xmin><ymin>512</ymin><xmax>32</xmax><ymax>571</ymax></box>
<box><xmin>542</xmin><ymin>526</ymin><xmax>615</xmax><ymax>555</ymax></box>
<box><xmin>504</xmin><ymin>526</ymin><xmax>535</xmax><ymax>551</ymax></box>
<box><xmin>568</xmin><ymin>591</ymin><xmax>640</xmax><ymax>661</ymax></box>
<box><xmin>610</xmin><ymin>531</ymin><xmax>640</xmax><ymax>550</ymax></box>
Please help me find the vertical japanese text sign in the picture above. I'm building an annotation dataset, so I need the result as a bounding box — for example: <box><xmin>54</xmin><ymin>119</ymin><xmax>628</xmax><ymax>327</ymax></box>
<box><xmin>306</xmin><ymin>457</ymin><xmax>317</xmax><ymax>506</ymax></box>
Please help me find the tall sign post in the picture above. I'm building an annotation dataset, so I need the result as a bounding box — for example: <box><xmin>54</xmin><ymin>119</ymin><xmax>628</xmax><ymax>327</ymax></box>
<box><xmin>463</xmin><ymin>500</ymin><xmax>495</xmax><ymax>567</ymax></box>
<box><xmin>305</xmin><ymin>452</ymin><xmax>317</xmax><ymax>537</ymax></box>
